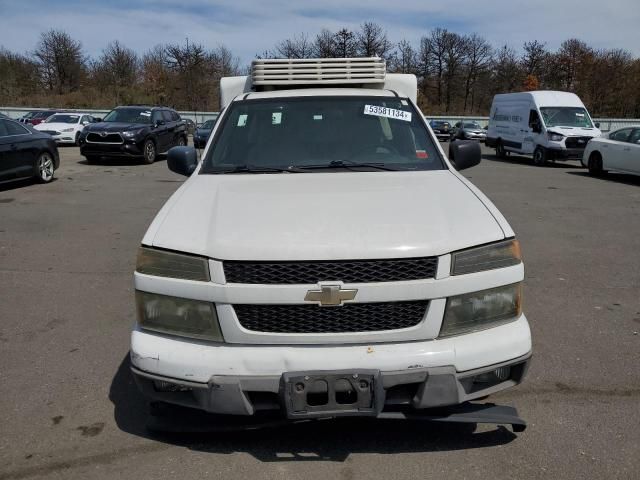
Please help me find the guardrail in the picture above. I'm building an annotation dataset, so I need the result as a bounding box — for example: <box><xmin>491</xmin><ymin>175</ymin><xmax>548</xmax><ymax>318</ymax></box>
<box><xmin>1</xmin><ymin>106</ymin><xmax>638</xmax><ymax>131</ymax></box>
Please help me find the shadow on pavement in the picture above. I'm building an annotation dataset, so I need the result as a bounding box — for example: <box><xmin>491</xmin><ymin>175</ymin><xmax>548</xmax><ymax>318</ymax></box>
<box><xmin>482</xmin><ymin>152</ymin><xmax>583</xmax><ymax>169</ymax></box>
<box><xmin>567</xmin><ymin>170</ymin><xmax>640</xmax><ymax>186</ymax></box>
<box><xmin>0</xmin><ymin>177</ymin><xmax>57</xmax><ymax>192</ymax></box>
<box><xmin>110</xmin><ymin>355</ymin><xmax>519</xmax><ymax>462</ymax></box>
<box><xmin>77</xmin><ymin>157</ymin><xmax>166</xmax><ymax>167</ymax></box>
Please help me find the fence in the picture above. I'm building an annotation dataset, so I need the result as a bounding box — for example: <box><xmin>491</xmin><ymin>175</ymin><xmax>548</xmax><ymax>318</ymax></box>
<box><xmin>1</xmin><ymin>106</ymin><xmax>638</xmax><ymax>132</ymax></box>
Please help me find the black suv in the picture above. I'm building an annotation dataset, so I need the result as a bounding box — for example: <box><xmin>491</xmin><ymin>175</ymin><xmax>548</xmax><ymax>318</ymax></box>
<box><xmin>79</xmin><ymin>106</ymin><xmax>187</xmax><ymax>164</ymax></box>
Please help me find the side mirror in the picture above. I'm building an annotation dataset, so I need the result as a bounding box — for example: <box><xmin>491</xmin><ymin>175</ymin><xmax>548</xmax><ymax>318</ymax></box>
<box><xmin>154</xmin><ymin>119</ymin><xmax>165</xmax><ymax>128</ymax></box>
<box><xmin>594</xmin><ymin>122</ymin><xmax>601</xmax><ymax>128</ymax></box>
<box><xmin>95</xmin><ymin>118</ymin><xmax>102</xmax><ymax>122</ymax></box>
<box><xmin>448</xmin><ymin>140</ymin><xmax>481</xmax><ymax>170</ymax></box>
<box><xmin>167</xmin><ymin>146</ymin><xmax>198</xmax><ymax>176</ymax></box>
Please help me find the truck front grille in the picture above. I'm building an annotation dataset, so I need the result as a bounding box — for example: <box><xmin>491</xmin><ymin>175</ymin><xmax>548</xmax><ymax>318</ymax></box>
<box><xmin>565</xmin><ymin>136</ymin><xmax>591</xmax><ymax>149</ymax></box>
<box><xmin>223</xmin><ymin>257</ymin><xmax>438</xmax><ymax>284</ymax></box>
<box><xmin>234</xmin><ymin>301</ymin><xmax>429</xmax><ymax>333</ymax></box>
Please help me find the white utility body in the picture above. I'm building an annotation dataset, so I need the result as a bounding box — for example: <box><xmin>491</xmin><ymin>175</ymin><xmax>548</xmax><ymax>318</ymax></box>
<box><xmin>486</xmin><ymin>90</ymin><xmax>601</xmax><ymax>165</ymax></box>
<box><xmin>131</xmin><ymin>58</ymin><xmax>532</xmax><ymax>421</ymax></box>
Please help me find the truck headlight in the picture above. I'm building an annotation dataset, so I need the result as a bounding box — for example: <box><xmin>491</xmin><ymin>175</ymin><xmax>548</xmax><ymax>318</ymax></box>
<box><xmin>136</xmin><ymin>247</ymin><xmax>210</xmax><ymax>281</ymax></box>
<box><xmin>439</xmin><ymin>283</ymin><xmax>522</xmax><ymax>338</ymax></box>
<box><xmin>451</xmin><ymin>239</ymin><xmax>521</xmax><ymax>276</ymax></box>
<box><xmin>123</xmin><ymin>129</ymin><xmax>144</xmax><ymax>138</ymax></box>
<box><xmin>135</xmin><ymin>291</ymin><xmax>223</xmax><ymax>341</ymax></box>
<box><xmin>548</xmin><ymin>132</ymin><xmax>564</xmax><ymax>142</ymax></box>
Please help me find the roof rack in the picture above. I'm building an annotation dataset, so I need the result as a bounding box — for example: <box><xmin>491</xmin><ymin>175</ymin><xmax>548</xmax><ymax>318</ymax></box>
<box><xmin>251</xmin><ymin>57</ymin><xmax>386</xmax><ymax>88</ymax></box>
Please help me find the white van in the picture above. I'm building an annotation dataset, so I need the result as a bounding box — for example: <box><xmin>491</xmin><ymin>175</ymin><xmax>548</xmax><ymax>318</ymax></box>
<box><xmin>131</xmin><ymin>58</ymin><xmax>531</xmax><ymax>429</ymax></box>
<box><xmin>486</xmin><ymin>91</ymin><xmax>601</xmax><ymax>165</ymax></box>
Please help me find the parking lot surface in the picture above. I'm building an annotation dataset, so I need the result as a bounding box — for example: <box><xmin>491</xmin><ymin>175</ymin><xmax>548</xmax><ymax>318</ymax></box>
<box><xmin>1</xmin><ymin>143</ymin><xmax>639</xmax><ymax>480</ymax></box>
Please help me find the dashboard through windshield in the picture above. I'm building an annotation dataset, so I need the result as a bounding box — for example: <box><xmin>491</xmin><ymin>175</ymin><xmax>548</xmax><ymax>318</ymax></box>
<box><xmin>201</xmin><ymin>96</ymin><xmax>445</xmax><ymax>174</ymax></box>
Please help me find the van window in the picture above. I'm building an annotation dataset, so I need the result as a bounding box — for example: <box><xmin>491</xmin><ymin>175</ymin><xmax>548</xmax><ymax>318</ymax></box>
<box><xmin>528</xmin><ymin>110</ymin><xmax>541</xmax><ymax>128</ymax></box>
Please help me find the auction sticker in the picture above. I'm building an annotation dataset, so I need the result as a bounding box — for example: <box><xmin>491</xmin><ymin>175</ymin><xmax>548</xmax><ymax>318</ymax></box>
<box><xmin>364</xmin><ymin>105</ymin><xmax>412</xmax><ymax>122</ymax></box>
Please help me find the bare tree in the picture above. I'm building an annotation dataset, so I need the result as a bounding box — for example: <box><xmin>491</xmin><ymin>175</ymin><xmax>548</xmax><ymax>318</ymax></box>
<box><xmin>313</xmin><ymin>29</ymin><xmax>336</xmax><ymax>57</ymax></box>
<box><xmin>95</xmin><ymin>41</ymin><xmax>138</xmax><ymax>104</ymax></box>
<box><xmin>442</xmin><ymin>32</ymin><xmax>466</xmax><ymax>112</ymax></box>
<box><xmin>462</xmin><ymin>34</ymin><xmax>492</xmax><ymax>113</ymax></box>
<box><xmin>33</xmin><ymin>29</ymin><xmax>85</xmax><ymax>94</ymax></box>
<box><xmin>492</xmin><ymin>45</ymin><xmax>521</xmax><ymax>93</ymax></box>
<box><xmin>333</xmin><ymin>28</ymin><xmax>357</xmax><ymax>58</ymax></box>
<box><xmin>274</xmin><ymin>33</ymin><xmax>314</xmax><ymax>59</ymax></box>
<box><xmin>390</xmin><ymin>39</ymin><xmax>417</xmax><ymax>73</ymax></box>
<box><xmin>356</xmin><ymin>22</ymin><xmax>393</xmax><ymax>59</ymax></box>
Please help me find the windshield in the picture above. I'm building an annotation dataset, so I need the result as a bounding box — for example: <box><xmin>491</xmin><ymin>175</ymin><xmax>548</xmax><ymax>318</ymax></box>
<box><xmin>103</xmin><ymin>108</ymin><xmax>152</xmax><ymax>124</ymax></box>
<box><xmin>46</xmin><ymin>114</ymin><xmax>79</xmax><ymax>124</ymax></box>
<box><xmin>200</xmin><ymin>120</ymin><xmax>215</xmax><ymax>129</ymax></box>
<box><xmin>540</xmin><ymin>107</ymin><xmax>593</xmax><ymax>128</ymax></box>
<box><xmin>202</xmin><ymin>96</ymin><xmax>444</xmax><ymax>174</ymax></box>
<box><xmin>463</xmin><ymin>122</ymin><xmax>481</xmax><ymax>129</ymax></box>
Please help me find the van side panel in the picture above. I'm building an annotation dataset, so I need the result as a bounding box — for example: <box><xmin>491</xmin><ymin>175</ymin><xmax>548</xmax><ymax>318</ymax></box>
<box><xmin>487</xmin><ymin>97</ymin><xmax>530</xmax><ymax>151</ymax></box>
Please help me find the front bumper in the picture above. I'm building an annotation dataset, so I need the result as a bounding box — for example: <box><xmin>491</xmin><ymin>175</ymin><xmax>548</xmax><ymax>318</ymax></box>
<box><xmin>80</xmin><ymin>141</ymin><xmax>144</xmax><ymax>157</ymax></box>
<box><xmin>131</xmin><ymin>314</ymin><xmax>532</xmax><ymax>415</ymax></box>
<box><xmin>547</xmin><ymin>147</ymin><xmax>585</xmax><ymax>160</ymax></box>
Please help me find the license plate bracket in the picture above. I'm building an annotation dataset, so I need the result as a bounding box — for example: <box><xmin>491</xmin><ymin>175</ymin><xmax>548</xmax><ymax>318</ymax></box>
<box><xmin>282</xmin><ymin>370</ymin><xmax>381</xmax><ymax>418</ymax></box>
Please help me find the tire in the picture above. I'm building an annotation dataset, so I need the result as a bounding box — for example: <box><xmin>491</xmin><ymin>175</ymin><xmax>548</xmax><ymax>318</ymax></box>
<box><xmin>588</xmin><ymin>152</ymin><xmax>607</xmax><ymax>176</ymax></box>
<box><xmin>176</xmin><ymin>136</ymin><xmax>187</xmax><ymax>147</ymax></box>
<box><xmin>496</xmin><ymin>140</ymin><xmax>506</xmax><ymax>159</ymax></box>
<box><xmin>74</xmin><ymin>132</ymin><xmax>80</xmax><ymax>146</ymax></box>
<box><xmin>142</xmin><ymin>139</ymin><xmax>156</xmax><ymax>164</ymax></box>
<box><xmin>533</xmin><ymin>146</ymin><xmax>547</xmax><ymax>166</ymax></box>
<box><xmin>35</xmin><ymin>151</ymin><xmax>55</xmax><ymax>183</ymax></box>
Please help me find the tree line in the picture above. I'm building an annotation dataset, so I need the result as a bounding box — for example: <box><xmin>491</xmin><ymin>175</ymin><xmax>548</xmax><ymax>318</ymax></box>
<box><xmin>1</xmin><ymin>24</ymin><xmax>639</xmax><ymax>116</ymax></box>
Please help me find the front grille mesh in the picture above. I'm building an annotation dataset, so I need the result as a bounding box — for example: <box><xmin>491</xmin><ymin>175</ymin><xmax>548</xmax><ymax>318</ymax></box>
<box><xmin>224</xmin><ymin>257</ymin><xmax>438</xmax><ymax>284</ymax></box>
<box><xmin>565</xmin><ymin>136</ymin><xmax>591</xmax><ymax>148</ymax></box>
<box><xmin>87</xmin><ymin>132</ymin><xmax>123</xmax><ymax>143</ymax></box>
<box><xmin>234</xmin><ymin>301</ymin><xmax>429</xmax><ymax>333</ymax></box>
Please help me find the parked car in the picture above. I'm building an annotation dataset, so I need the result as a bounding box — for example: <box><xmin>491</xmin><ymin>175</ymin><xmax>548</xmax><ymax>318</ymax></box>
<box><xmin>193</xmin><ymin>118</ymin><xmax>217</xmax><ymax>148</ymax></box>
<box><xmin>25</xmin><ymin>110</ymin><xmax>60</xmax><ymax>126</ymax></box>
<box><xmin>582</xmin><ymin>126</ymin><xmax>640</xmax><ymax>176</ymax></box>
<box><xmin>78</xmin><ymin>106</ymin><xmax>188</xmax><ymax>164</ymax></box>
<box><xmin>34</xmin><ymin>112</ymin><xmax>98</xmax><ymax>145</ymax></box>
<box><xmin>429</xmin><ymin>120</ymin><xmax>451</xmax><ymax>141</ymax></box>
<box><xmin>451</xmin><ymin>121</ymin><xmax>487</xmax><ymax>142</ymax></box>
<box><xmin>0</xmin><ymin>118</ymin><xmax>60</xmax><ymax>184</ymax></box>
<box><xmin>18</xmin><ymin>111</ymin><xmax>40</xmax><ymax>124</ymax></box>
<box><xmin>131</xmin><ymin>57</ymin><xmax>531</xmax><ymax>428</ymax></box>
<box><xmin>486</xmin><ymin>91</ymin><xmax>601</xmax><ymax>165</ymax></box>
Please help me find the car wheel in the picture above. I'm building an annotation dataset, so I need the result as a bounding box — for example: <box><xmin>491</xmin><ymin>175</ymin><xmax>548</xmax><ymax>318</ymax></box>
<box><xmin>36</xmin><ymin>151</ymin><xmax>55</xmax><ymax>183</ymax></box>
<box><xmin>588</xmin><ymin>152</ymin><xmax>606</xmax><ymax>176</ymax></box>
<box><xmin>74</xmin><ymin>132</ymin><xmax>81</xmax><ymax>146</ymax></box>
<box><xmin>142</xmin><ymin>139</ymin><xmax>156</xmax><ymax>164</ymax></box>
<box><xmin>496</xmin><ymin>141</ymin><xmax>506</xmax><ymax>159</ymax></box>
<box><xmin>533</xmin><ymin>147</ymin><xmax>547</xmax><ymax>166</ymax></box>
<box><xmin>177</xmin><ymin>136</ymin><xmax>187</xmax><ymax>147</ymax></box>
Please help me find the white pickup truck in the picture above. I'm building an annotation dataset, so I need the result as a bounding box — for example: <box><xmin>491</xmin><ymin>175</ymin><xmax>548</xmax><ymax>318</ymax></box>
<box><xmin>131</xmin><ymin>58</ymin><xmax>531</xmax><ymax>426</ymax></box>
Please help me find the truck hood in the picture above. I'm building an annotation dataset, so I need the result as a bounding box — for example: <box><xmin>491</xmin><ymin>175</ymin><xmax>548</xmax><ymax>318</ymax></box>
<box><xmin>147</xmin><ymin>170</ymin><xmax>506</xmax><ymax>261</ymax></box>
<box><xmin>548</xmin><ymin>126</ymin><xmax>601</xmax><ymax>137</ymax></box>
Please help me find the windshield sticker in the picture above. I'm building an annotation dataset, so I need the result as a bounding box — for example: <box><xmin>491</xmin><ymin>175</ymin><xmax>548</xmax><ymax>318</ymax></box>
<box><xmin>364</xmin><ymin>105</ymin><xmax>412</xmax><ymax>122</ymax></box>
<box><xmin>237</xmin><ymin>114</ymin><xmax>248</xmax><ymax>127</ymax></box>
<box><xmin>313</xmin><ymin>114</ymin><xmax>323</xmax><ymax>121</ymax></box>
<box><xmin>416</xmin><ymin>150</ymin><xmax>428</xmax><ymax>159</ymax></box>
<box><xmin>140</xmin><ymin>111</ymin><xmax>151</xmax><ymax>117</ymax></box>
<box><xmin>272</xmin><ymin>112</ymin><xmax>282</xmax><ymax>125</ymax></box>
<box><xmin>401</xmin><ymin>100</ymin><xmax>408</xmax><ymax>106</ymax></box>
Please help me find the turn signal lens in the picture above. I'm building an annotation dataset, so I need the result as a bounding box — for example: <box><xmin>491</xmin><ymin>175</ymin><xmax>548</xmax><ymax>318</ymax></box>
<box><xmin>451</xmin><ymin>239</ymin><xmax>521</xmax><ymax>276</ymax></box>
<box><xmin>136</xmin><ymin>247</ymin><xmax>210</xmax><ymax>281</ymax></box>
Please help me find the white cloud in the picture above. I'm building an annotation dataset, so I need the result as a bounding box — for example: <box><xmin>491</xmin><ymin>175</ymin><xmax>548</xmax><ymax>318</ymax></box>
<box><xmin>0</xmin><ymin>0</ymin><xmax>638</xmax><ymax>64</ymax></box>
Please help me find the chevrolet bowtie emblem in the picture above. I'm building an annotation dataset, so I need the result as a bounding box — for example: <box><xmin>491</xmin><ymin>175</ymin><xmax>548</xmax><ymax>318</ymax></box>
<box><xmin>304</xmin><ymin>285</ymin><xmax>358</xmax><ymax>306</ymax></box>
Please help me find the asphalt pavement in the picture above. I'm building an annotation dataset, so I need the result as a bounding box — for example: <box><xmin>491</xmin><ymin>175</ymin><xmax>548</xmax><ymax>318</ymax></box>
<box><xmin>0</xmin><ymin>142</ymin><xmax>638</xmax><ymax>479</ymax></box>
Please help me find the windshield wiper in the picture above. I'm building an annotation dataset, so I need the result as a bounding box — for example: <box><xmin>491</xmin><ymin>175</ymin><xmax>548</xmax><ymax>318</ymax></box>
<box><xmin>294</xmin><ymin>160</ymin><xmax>399</xmax><ymax>172</ymax></box>
<box><xmin>210</xmin><ymin>164</ymin><xmax>300</xmax><ymax>174</ymax></box>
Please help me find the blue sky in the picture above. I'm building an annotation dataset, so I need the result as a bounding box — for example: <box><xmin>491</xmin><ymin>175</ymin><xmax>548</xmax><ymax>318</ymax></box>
<box><xmin>1</xmin><ymin>0</ymin><xmax>638</xmax><ymax>63</ymax></box>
